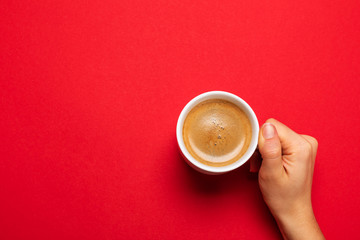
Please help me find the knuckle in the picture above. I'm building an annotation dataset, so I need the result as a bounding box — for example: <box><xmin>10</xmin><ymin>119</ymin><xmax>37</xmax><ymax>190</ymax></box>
<box><xmin>298</xmin><ymin>140</ymin><xmax>312</xmax><ymax>154</ymax></box>
<box><xmin>303</xmin><ymin>135</ymin><xmax>319</xmax><ymax>149</ymax></box>
<box><xmin>305</xmin><ymin>140</ymin><xmax>313</xmax><ymax>151</ymax></box>
<box><xmin>260</xmin><ymin>141</ymin><xmax>281</xmax><ymax>159</ymax></box>
<box><xmin>309</xmin><ymin>136</ymin><xmax>319</xmax><ymax>149</ymax></box>
<box><xmin>263</xmin><ymin>148</ymin><xmax>281</xmax><ymax>159</ymax></box>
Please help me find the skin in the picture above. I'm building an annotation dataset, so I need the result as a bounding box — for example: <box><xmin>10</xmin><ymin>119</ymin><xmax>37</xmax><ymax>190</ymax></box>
<box><xmin>251</xmin><ymin>118</ymin><xmax>325</xmax><ymax>240</ymax></box>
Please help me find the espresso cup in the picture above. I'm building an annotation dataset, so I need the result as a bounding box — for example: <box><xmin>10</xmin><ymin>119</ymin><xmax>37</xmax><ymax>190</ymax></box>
<box><xmin>176</xmin><ymin>91</ymin><xmax>259</xmax><ymax>174</ymax></box>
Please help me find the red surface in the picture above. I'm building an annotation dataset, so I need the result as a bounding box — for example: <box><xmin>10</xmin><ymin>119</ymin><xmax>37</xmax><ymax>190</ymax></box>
<box><xmin>1</xmin><ymin>0</ymin><xmax>359</xmax><ymax>239</ymax></box>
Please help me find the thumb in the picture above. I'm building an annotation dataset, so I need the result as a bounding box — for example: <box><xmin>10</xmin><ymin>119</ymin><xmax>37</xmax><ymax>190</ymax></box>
<box><xmin>258</xmin><ymin>123</ymin><xmax>284</xmax><ymax>176</ymax></box>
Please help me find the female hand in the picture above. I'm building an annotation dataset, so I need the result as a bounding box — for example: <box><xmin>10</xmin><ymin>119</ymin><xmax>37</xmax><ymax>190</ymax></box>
<box><xmin>252</xmin><ymin>118</ymin><xmax>325</xmax><ymax>240</ymax></box>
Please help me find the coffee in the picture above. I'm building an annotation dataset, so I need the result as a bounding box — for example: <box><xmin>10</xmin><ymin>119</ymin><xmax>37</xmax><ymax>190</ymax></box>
<box><xmin>183</xmin><ymin>99</ymin><xmax>252</xmax><ymax>167</ymax></box>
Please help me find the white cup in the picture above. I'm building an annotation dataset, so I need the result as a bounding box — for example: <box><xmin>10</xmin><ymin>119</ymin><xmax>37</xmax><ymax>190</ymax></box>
<box><xmin>176</xmin><ymin>91</ymin><xmax>259</xmax><ymax>175</ymax></box>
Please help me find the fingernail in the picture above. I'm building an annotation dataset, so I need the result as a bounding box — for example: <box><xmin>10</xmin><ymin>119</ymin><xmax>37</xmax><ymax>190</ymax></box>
<box><xmin>263</xmin><ymin>123</ymin><xmax>275</xmax><ymax>139</ymax></box>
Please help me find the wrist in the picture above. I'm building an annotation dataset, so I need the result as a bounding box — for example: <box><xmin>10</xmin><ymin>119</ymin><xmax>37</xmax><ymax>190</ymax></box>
<box><xmin>274</xmin><ymin>201</ymin><xmax>314</xmax><ymax>223</ymax></box>
<box><xmin>273</xmin><ymin>204</ymin><xmax>324</xmax><ymax>240</ymax></box>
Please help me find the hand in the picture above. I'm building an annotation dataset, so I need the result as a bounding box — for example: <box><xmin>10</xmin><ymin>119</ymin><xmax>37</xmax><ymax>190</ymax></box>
<box><xmin>252</xmin><ymin>118</ymin><xmax>325</xmax><ymax>240</ymax></box>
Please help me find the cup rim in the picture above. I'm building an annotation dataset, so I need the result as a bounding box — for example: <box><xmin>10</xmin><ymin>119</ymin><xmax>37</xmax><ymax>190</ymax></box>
<box><xmin>176</xmin><ymin>91</ymin><xmax>259</xmax><ymax>174</ymax></box>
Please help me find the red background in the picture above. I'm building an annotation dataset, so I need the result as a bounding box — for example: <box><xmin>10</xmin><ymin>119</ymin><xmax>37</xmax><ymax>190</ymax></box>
<box><xmin>1</xmin><ymin>0</ymin><xmax>360</xmax><ymax>239</ymax></box>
